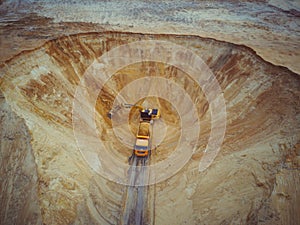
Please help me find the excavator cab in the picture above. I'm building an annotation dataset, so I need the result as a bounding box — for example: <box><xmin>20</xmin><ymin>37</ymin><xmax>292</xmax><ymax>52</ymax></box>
<box><xmin>140</xmin><ymin>108</ymin><xmax>160</xmax><ymax>121</ymax></box>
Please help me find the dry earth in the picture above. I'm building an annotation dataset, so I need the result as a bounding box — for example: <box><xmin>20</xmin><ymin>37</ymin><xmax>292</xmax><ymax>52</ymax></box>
<box><xmin>0</xmin><ymin>1</ymin><xmax>299</xmax><ymax>225</ymax></box>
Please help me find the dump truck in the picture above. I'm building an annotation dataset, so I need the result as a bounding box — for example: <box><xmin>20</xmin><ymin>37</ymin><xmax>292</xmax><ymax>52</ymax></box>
<box><xmin>107</xmin><ymin>103</ymin><xmax>160</xmax><ymax>158</ymax></box>
<box><xmin>133</xmin><ymin>108</ymin><xmax>160</xmax><ymax>157</ymax></box>
<box><xmin>134</xmin><ymin>121</ymin><xmax>151</xmax><ymax>157</ymax></box>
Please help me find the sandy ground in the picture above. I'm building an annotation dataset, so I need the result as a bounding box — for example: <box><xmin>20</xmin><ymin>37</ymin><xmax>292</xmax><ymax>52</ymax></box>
<box><xmin>0</xmin><ymin>1</ymin><xmax>300</xmax><ymax>225</ymax></box>
<box><xmin>1</xmin><ymin>0</ymin><xmax>300</xmax><ymax>74</ymax></box>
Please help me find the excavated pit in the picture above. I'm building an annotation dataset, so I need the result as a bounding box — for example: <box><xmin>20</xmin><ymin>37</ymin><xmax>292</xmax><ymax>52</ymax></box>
<box><xmin>0</xmin><ymin>32</ymin><xmax>299</xmax><ymax>225</ymax></box>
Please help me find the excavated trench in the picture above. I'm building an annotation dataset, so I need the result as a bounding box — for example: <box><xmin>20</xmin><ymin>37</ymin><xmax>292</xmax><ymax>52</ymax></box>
<box><xmin>0</xmin><ymin>32</ymin><xmax>299</xmax><ymax>225</ymax></box>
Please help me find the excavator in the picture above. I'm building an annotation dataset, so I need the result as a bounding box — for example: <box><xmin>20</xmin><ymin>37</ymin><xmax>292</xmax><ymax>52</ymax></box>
<box><xmin>108</xmin><ymin>103</ymin><xmax>160</xmax><ymax>159</ymax></box>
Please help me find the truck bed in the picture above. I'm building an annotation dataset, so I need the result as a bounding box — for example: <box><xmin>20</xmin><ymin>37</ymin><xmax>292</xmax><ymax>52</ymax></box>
<box><xmin>137</xmin><ymin>121</ymin><xmax>150</xmax><ymax>138</ymax></box>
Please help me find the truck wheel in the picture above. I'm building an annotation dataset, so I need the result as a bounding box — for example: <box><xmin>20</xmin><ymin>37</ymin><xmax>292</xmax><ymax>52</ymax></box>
<box><xmin>128</xmin><ymin>154</ymin><xmax>134</xmax><ymax>164</ymax></box>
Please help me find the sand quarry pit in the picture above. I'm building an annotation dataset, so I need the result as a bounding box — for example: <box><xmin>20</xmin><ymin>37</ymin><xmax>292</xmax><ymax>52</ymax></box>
<box><xmin>1</xmin><ymin>32</ymin><xmax>299</xmax><ymax>224</ymax></box>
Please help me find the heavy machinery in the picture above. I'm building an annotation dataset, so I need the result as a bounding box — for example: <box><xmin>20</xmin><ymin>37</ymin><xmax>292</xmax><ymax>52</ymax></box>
<box><xmin>108</xmin><ymin>103</ymin><xmax>160</xmax><ymax>158</ymax></box>
<box><xmin>133</xmin><ymin>108</ymin><xmax>160</xmax><ymax>157</ymax></box>
<box><xmin>134</xmin><ymin>121</ymin><xmax>150</xmax><ymax>157</ymax></box>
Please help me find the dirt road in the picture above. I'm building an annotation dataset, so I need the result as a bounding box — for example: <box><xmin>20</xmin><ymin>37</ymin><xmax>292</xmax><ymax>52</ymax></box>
<box><xmin>122</xmin><ymin>156</ymin><xmax>152</xmax><ymax>225</ymax></box>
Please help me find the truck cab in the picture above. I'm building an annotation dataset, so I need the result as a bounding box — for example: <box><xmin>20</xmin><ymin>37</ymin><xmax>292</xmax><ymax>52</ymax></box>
<box><xmin>134</xmin><ymin>138</ymin><xmax>150</xmax><ymax>157</ymax></box>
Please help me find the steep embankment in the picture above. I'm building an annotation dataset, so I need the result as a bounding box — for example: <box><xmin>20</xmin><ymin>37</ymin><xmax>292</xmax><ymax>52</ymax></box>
<box><xmin>0</xmin><ymin>32</ymin><xmax>299</xmax><ymax>224</ymax></box>
<box><xmin>0</xmin><ymin>91</ymin><xmax>42</xmax><ymax>224</ymax></box>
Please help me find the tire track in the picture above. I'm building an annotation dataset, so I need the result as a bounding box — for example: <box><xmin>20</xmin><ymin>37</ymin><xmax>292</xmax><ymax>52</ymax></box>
<box><xmin>122</xmin><ymin>157</ymin><xmax>150</xmax><ymax>225</ymax></box>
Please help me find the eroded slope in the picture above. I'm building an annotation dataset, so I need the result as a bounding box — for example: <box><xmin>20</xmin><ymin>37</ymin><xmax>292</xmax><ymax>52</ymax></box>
<box><xmin>0</xmin><ymin>32</ymin><xmax>299</xmax><ymax>224</ymax></box>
